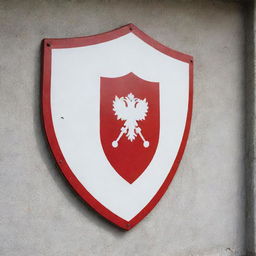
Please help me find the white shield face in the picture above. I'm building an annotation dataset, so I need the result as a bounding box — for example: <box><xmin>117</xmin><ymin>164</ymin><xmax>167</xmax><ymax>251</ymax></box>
<box><xmin>42</xmin><ymin>24</ymin><xmax>193</xmax><ymax>230</ymax></box>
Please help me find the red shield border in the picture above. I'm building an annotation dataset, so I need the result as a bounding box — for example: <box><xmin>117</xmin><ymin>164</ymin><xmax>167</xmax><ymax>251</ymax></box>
<box><xmin>41</xmin><ymin>24</ymin><xmax>193</xmax><ymax>230</ymax></box>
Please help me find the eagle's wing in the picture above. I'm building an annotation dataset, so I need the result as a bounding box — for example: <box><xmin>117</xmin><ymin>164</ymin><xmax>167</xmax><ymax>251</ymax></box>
<box><xmin>135</xmin><ymin>99</ymin><xmax>148</xmax><ymax>121</ymax></box>
<box><xmin>113</xmin><ymin>96</ymin><xmax>127</xmax><ymax>120</ymax></box>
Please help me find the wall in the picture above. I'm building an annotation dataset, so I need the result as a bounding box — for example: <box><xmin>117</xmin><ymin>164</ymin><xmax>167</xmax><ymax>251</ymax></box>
<box><xmin>0</xmin><ymin>0</ymin><xmax>245</xmax><ymax>255</ymax></box>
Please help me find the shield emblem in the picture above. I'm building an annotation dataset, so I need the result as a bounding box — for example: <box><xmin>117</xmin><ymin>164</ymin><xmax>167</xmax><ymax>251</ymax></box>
<box><xmin>41</xmin><ymin>24</ymin><xmax>193</xmax><ymax>230</ymax></box>
<box><xmin>100</xmin><ymin>73</ymin><xmax>160</xmax><ymax>183</ymax></box>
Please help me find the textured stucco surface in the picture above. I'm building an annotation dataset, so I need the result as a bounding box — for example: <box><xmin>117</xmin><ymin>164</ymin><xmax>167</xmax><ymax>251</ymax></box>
<box><xmin>0</xmin><ymin>0</ymin><xmax>245</xmax><ymax>255</ymax></box>
<box><xmin>245</xmin><ymin>1</ymin><xmax>256</xmax><ymax>255</ymax></box>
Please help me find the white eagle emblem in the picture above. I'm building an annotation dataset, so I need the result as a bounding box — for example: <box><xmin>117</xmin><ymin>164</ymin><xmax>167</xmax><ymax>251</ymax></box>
<box><xmin>112</xmin><ymin>93</ymin><xmax>149</xmax><ymax>148</ymax></box>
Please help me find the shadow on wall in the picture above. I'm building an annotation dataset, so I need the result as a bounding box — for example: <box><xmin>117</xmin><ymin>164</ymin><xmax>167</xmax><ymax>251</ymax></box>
<box><xmin>32</xmin><ymin>42</ymin><xmax>128</xmax><ymax>236</ymax></box>
<box><xmin>244</xmin><ymin>1</ymin><xmax>256</xmax><ymax>255</ymax></box>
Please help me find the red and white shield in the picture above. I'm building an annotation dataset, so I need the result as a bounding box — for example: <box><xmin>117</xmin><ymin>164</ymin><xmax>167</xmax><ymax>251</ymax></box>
<box><xmin>100</xmin><ymin>72</ymin><xmax>160</xmax><ymax>183</ymax></box>
<box><xmin>42</xmin><ymin>24</ymin><xmax>193</xmax><ymax>230</ymax></box>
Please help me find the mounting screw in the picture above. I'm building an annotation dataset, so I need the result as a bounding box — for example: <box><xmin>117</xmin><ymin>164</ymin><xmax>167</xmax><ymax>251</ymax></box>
<box><xmin>58</xmin><ymin>160</ymin><xmax>63</xmax><ymax>164</ymax></box>
<box><xmin>46</xmin><ymin>42</ymin><xmax>51</xmax><ymax>47</ymax></box>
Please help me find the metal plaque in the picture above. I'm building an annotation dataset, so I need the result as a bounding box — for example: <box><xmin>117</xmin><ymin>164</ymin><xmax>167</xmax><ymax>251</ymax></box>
<box><xmin>41</xmin><ymin>24</ymin><xmax>193</xmax><ymax>230</ymax></box>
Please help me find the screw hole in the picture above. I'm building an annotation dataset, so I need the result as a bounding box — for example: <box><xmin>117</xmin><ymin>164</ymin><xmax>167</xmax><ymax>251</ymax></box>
<box><xmin>46</xmin><ymin>43</ymin><xmax>51</xmax><ymax>47</ymax></box>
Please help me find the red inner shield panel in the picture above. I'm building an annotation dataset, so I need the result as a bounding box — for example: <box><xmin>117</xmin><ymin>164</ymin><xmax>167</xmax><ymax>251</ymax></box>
<box><xmin>100</xmin><ymin>72</ymin><xmax>160</xmax><ymax>183</ymax></box>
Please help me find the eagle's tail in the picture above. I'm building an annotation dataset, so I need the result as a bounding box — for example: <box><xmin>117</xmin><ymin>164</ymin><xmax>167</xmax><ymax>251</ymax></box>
<box><xmin>124</xmin><ymin>120</ymin><xmax>137</xmax><ymax>141</ymax></box>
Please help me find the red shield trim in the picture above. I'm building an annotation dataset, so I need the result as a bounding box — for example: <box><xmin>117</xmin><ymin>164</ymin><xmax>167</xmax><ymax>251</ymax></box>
<box><xmin>41</xmin><ymin>24</ymin><xmax>193</xmax><ymax>230</ymax></box>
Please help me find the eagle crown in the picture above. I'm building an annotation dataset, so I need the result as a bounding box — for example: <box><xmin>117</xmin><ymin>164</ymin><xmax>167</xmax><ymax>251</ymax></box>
<box><xmin>124</xmin><ymin>93</ymin><xmax>139</xmax><ymax>112</ymax></box>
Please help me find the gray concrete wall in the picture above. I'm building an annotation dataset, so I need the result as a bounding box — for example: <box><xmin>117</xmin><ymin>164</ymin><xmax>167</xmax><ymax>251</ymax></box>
<box><xmin>0</xmin><ymin>0</ymin><xmax>246</xmax><ymax>255</ymax></box>
<box><xmin>244</xmin><ymin>0</ymin><xmax>255</xmax><ymax>255</ymax></box>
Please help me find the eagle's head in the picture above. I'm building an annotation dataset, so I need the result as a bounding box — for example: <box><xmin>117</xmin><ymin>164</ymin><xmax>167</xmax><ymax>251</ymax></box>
<box><xmin>124</xmin><ymin>93</ymin><xmax>139</xmax><ymax>109</ymax></box>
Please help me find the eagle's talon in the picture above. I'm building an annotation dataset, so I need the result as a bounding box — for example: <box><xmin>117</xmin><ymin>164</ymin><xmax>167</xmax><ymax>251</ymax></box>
<box><xmin>121</xmin><ymin>127</ymin><xmax>127</xmax><ymax>133</ymax></box>
<box><xmin>135</xmin><ymin>127</ymin><xmax>141</xmax><ymax>133</ymax></box>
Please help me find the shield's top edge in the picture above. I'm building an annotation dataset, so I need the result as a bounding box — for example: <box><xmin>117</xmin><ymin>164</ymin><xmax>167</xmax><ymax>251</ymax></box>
<box><xmin>42</xmin><ymin>23</ymin><xmax>193</xmax><ymax>64</ymax></box>
<box><xmin>42</xmin><ymin>23</ymin><xmax>132</xmax><ymax>49</ymax></box>
<box><xmin>100</xmin><ymin>72</ymin><xmax>160</xmax><ymax>85</ymax></box>
<box><xmin>129</xmin><ymin>24</ymin><xmax>193</xmax><ymax>63</ymax></box>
